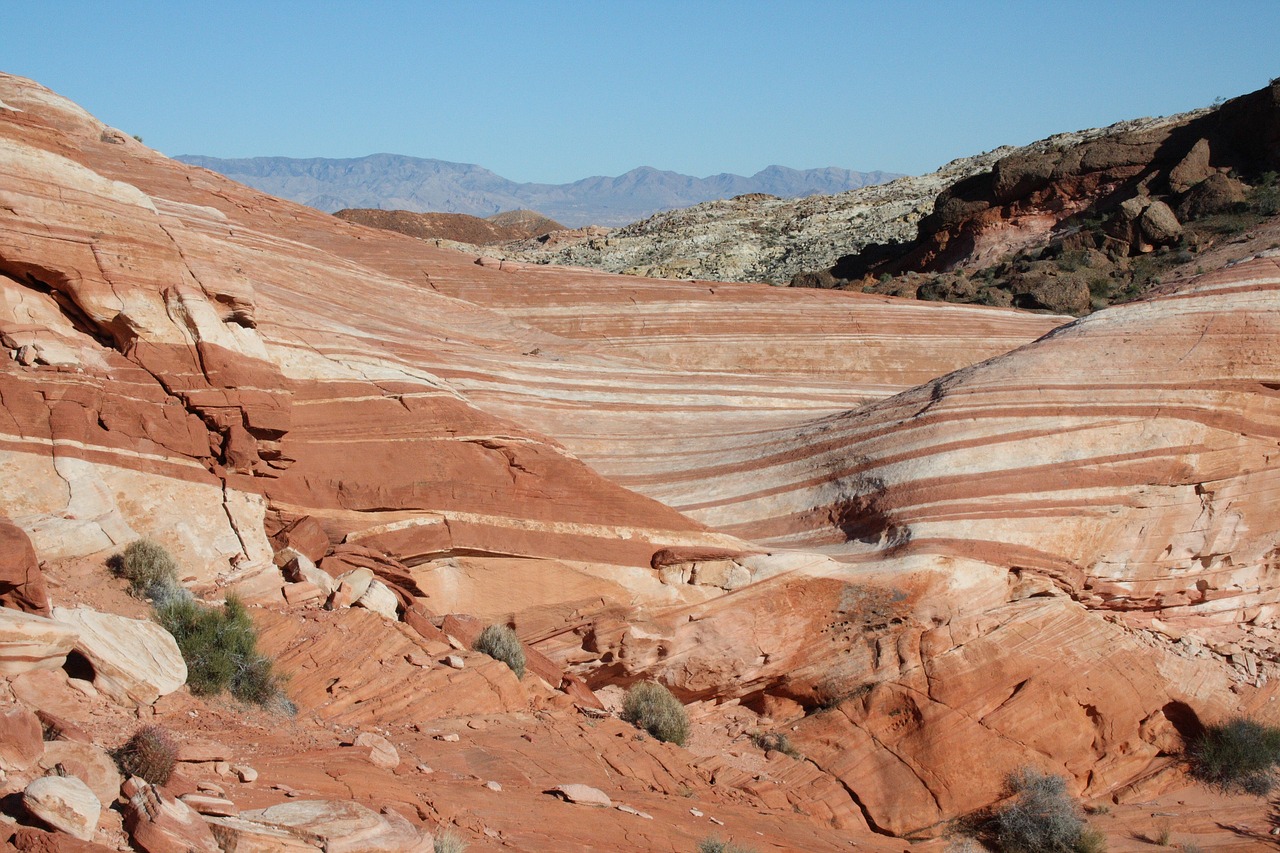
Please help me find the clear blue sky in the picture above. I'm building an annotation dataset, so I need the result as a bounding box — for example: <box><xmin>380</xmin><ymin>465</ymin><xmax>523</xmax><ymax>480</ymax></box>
<box><xmin>7</xmin><ymin>1</ymin><xmax>1278</xmax><ymax>183</ymax></box>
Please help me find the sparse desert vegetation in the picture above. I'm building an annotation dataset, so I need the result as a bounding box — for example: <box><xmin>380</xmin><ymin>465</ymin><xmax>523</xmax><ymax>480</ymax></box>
<box><xmin>114</xmin><ymin>725</ymin><xmax>178</xmax><ymax>785</ymax></box>
<box><xmin>993</xmin><ymin>768</ymin><xmax>1105</xmax><ymax>853</ymax></box>
<box><xmin>472</xmin><ymin>623</ymin><xmax>526</xmax><ymax>680</ymax></box>
<box><xmin>621</xmin><ymin>681</ymin><xmax>690</xmax><ymax>746</ymax></box>
<box><xmin>1189</xmin><ymin>716</ymin><xmax>1280</xmax><ymax>795</ymax></box>
<box><xmin>156</xmin><ymin>594</ymin><xmax>287</xmax><ymax>707</ymax></box>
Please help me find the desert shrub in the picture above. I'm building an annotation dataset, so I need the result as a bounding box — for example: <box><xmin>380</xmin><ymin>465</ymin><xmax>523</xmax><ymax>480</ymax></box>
<box><xmin>114</xmin><ymin>725</ymin><xmax>178</xmax><ymax>785</ymax></box>
<box><xmin>473</xmin><ymin>624</ymin><xmax>526</xmax><ymax>680</ymax></box>
<box><xmin>1188</xmin><ymin>716</ymin><xmax>1280</xmax><ymax>795</ymax></box>
<box><xmin>993</xmin><ymin>768</ymin><xmax>1102</xmax><ymax>853</ymax></box>
<box><xmin>156</xmin><ymin>594</ymin><xmax>285</xmax><ymax>707</ymax></box>
<box><xmin>434</xmin><ymin>828</ymin><xmax>468</xmax><ymax>853</ymax></box>
<box><xmin>621</xmin><ymin>681</ymin><xmax>689</xmax><ymax>746</ymax></box>
<box><xmin>115</xmin><ymin>539</ymin><xmax>181</xmax><ymax>599</ymax></box>
<box><xmin>697</xmin><ymin>839</ymin><xmax>758</xmax><ymax>853</ymax></box>
<box><xmin>749</xmin><ymin>730</ymin><xmax>802</xmax><ymax>760</ymax></box>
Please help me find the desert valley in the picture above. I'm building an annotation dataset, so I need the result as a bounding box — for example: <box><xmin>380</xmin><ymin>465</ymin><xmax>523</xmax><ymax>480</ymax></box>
<box><xmin>3</xmin><ymin>69</ymin><xmax>1280</xmax><ymax>852</ymax></box>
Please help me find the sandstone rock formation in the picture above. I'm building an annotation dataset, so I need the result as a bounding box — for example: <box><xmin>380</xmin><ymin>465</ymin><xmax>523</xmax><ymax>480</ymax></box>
<box><xmin>51</xmin><ymin>608</ymin><xmax>186</xmax><ymax>706</ymax></box>
<box><xmin>809</xmin><ymin>80</ymin><xmax>1280</xmax><ymax>314</ymax></box>
<box><xmin>23</xmin><ymin>775</ymin><xmax>100</xmax><ymax>841</ymax></box>
<box><xmin>0</xmin><ymin>520</ymin><xmax>49</xmax><ymax>615</ymax></box>
<box><xmin>2</xmin><ymin>71</ymin><xmax>1280</xmax><ymax>851</ymax></box>
<box><xmin>0</xmin><ymin>609</ymin><xmax>76</xmax><ymax>675</ymax></box>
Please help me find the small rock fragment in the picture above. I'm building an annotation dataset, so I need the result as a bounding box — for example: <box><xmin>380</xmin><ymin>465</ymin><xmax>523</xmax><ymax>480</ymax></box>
<box><xmin>616</xmin><ymin>804</ymin><xmax>654</xmax><ymax>819</ymax></box>
<box><xmin>484</xmin><ymin>780</ymin><xmax>502</xmax><ymax>792</ymax></box>
<box><xmin>179</xmin><ymin>793</ymin><xmax>239</xmax><ymax>816</ymax></box>
<box><xmin>234</xmin><ymin>764</ymin><xmax>258</xmax><ymax>783</ymax></box>
<box><xmin>549</xmin><ymin>784</ymin><xmax>612</xmax><ymax>807</ymax></box>
<box><xmin>443</xmin><ymin>655</ymin><xmax>465</xmax><ymax>669</ymax></box>
<box><xmin>435</xmin><ymin>733</ymin><xmax>460</xmax><ymax>743</ymax></box>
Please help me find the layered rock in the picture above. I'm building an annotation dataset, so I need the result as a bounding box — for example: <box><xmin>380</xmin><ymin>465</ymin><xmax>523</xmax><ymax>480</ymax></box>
<box><xmin>3</xmin><ymin>71</ymin><xmax>1280</xmax><ymax>849</ymax></box>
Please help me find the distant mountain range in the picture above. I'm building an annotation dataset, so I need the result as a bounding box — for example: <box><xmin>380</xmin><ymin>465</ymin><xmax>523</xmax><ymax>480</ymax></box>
<box><xmin>174</xmin><ymin>153</ymin><xmax>901</xmax><ymax>227</ymax></box>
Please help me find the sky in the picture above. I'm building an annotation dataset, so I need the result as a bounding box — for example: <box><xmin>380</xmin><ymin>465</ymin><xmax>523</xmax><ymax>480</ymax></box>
<box><xmin>6</xmin><ymin>1</ymin><xmax>1279</xmax><ymax>184</ymax></box>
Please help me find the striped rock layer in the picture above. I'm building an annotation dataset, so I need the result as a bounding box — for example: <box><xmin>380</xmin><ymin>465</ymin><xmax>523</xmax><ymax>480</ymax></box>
<box><xmin>2</xmin><ymin>72</ymin><xmax>1278</xmax><ymax>836</ymax></box>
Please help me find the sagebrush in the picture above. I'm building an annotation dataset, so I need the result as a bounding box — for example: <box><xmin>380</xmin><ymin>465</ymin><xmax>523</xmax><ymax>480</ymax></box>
<box><xmin>750</xmin><ymin>730</ymin><xmax>802</xmax><ymax>759</ymax></box>
<box><xmin>1189</xmin><ymin>716</ymin><xmax>1280</xmax><ymax>795</ymax></box>
<box><xmin>473</xmin><ymin>624</ymin><xmax>526</xmax><ymax>680</ymax></box>
<box><xmin>621</xmin><ymin>681</ymin><xmax>689</xmax><ymax>746</ymax></box>
<box><xmin>993</xmin><ymin>767</ymin><xmax>1104</xmax><ymax>853</ymax></box>
<box><xmin>156</xmin><ymin>594</ymin><xmax>287</xmax><ymax>708</ymax></box>
<box><xmin>114</xmin><ymin>725</ymin><xmax>177</xmax><ymax>785</ymax></box>
<box><xmin>115</xmin><ymin>538</ymin><xmax>181</xmax><ymax>599</ymax></box>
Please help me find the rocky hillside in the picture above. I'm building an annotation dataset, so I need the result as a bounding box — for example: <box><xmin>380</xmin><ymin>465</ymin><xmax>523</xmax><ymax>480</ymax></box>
<box><xmin>486</xmin><ymin>150</ymin><xmax>1009</xmax><ymax>283</ymax></box>
<box><xmin>3</xmin><ymin>72</ymin><xmax>1280</xmax><ymax>851</ymax></box>
<box><xmin>803</xmin><ymin>79</ymin><xmax>1280</xmax><ymax>314</ymax></box>
<box><xmin>333</xmin><ymin>208</ymin><xmax>564</xmax><ymax>245</ymax></box>
<box><xmin>176</xmin><ymin>153</ymin><xmax>899</xmax><ymax>227</ymax></box>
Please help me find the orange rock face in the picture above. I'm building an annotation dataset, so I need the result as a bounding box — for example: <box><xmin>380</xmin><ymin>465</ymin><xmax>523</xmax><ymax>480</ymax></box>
<box><xmin>3</xmin><ymin>71</ymin><xmax>1280</xmax><ymax>849</ymax></box>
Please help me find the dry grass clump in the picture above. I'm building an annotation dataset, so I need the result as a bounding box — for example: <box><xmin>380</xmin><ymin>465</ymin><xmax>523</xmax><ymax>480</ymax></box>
<box><xmin>114</xmin><ymin>725</ymin><xmax>178</xmax><ymax>785</ymax></box>
<box><xmin>473</xmin><ymin>624</ymin><xmax>526</xmax><ymax>680</ymax></box>
<box><xmin>993</xmin><ymin>768</ymin><xmax>1105</xmax><ymax>852</ymax></box>
<box><xmin>749</xmin><ymin>730</ymin><xmax>802</xmax><ymax>759</ymax></box>
<box><xmin>434</xmin><ymin>828</ymin><xmax>468</xmax><ymax>853</ymax></box>
<box><xmin>621</xmin><ymin>681</ymin><xmax>689</xmax><ymax>746</ymax></box>
<box><xmin>114</xmin><ymin>538</ymin><xmax>181</xmax><ymax>600</ymax></box>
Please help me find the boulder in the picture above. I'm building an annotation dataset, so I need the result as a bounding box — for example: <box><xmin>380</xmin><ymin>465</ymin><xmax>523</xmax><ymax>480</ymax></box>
<box><xmin>353</xmin><ymin>732</ymin><xmax>400</xmax><ymax>770</ymax></box>
<box><xmin>205</xmin><ymin>815</ymin><xmax>319</xmax><ymax>851</ymax></box>
<box><xmin>37</xmin><ymin>742</ymin><xmax>121</xmax><ymax>806</ymax></box>
<box><xmin>1168</xmin><ymin>137</ymin><xmax>1213</xmax><ymax>193</ymax></box>
<box><xmin>236</xmin><ymin>800</ymin><xmax>429</xmax><ymax>853</ymax></box>
<box><xmin>280</xmin><ymin>552</ymin><xmax>336</xmax><ymax>595</ymax></box>
<box><xmin>177</xmin><ymin>793</ymin><xmax>237</xmax><ymax>816</ymax></box>
<box><xmin>35</xmin><ymin>710</ymin><xmax>90</xmax><ymax>744</ymax></box>
<box><xmin>0</xmin><ymin>520</ymin><xmax>50</xmax><ymax>615</ymax></box>
<box><xmin>23</xmin><ymin>775</ymin><xmax>100</xmax><ymax>841</ymax></box>
<box><xmin>282</xmin><ymin>581</ymin><xmax>325</xmax><ymax>606</ymax></box>
<box><xmin>1137</xmin><ymin>199</ymin><xmax>1183</xmax><ymax>245</ymax></box>
<box><xmin>51</xmin><ymin>608</ymin><xmax>186</xmax><ymax>706</ymax></box>
<box><xmin>8</xmin><ymin>826</ymin><xmax>117</xmax><ymax>852</ymax></box>
<box><xmin>353</xmin><ymin>579</ymin><xmax>399</xmax><ymax>619</ymax></box>
<box><xmin>122</xmin><ymin>778</ymin><xmax>220</xmax><ymax>853</ymax></box>
<box><xmin>547</xmin><ymin>783</ymin><xmax>612</xmax><ymax>807</ymax></box>
<box><xmin>0</xmin><ymin>608</ymin><xmax>76</xmax><ymax>675</ymax></box>
<box><xmin>1177</xmin><ymin>172</ymin><xmax>1248</xmax><ymax>220</ymax></box>
<box><xmin>270</xmin><ymin>516</ymin><xmax>331</xmax><ymax>564</ymax></box>
<box><xmin>0</xmin><ymin>706</ymin><xmax>43</xmax><ymax>772</ymax></box>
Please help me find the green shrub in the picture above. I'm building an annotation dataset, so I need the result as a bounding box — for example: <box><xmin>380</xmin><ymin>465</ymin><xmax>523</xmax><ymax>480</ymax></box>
<box><xmin>156</xmin><ymin>594</ymin><xmax>286</xmax><ymax>708</ymax></box>
<box><xmin>115</xmin><ymin>539</ymin><xmax>181</xmax><ymax>599</ymax></box>
<box><xmin>621</xmin><ymin>681</ymin><xmax>689</xmax><ymax>746</ymax></box>
<box><xmin>993</xmin><ymin>768</ymin><xmax>1102</xmax><ymax>853</ymax></box>
<box><xmin>114</xmin><ymin>725</ymin><xmax>177</xmax><ymax>785</ymax></box>
<box><xmin>1189</xmin><ymin>716</ymin><xmax>1280</xmax><ymax>795</ymax></box>
<box><xmin>697</xmin><ymin>839</ymin><xmax>758</xmax><ymax>853</ymax></box>
<box><xmin>473</xmin><ymin>624</ymin><xmax>526</xmax><ymax>680</ymax></box>
<box><xmin>434</xmin><ymin>828</ymin><xmax>468</xmax><ymax>853</ymax></box>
